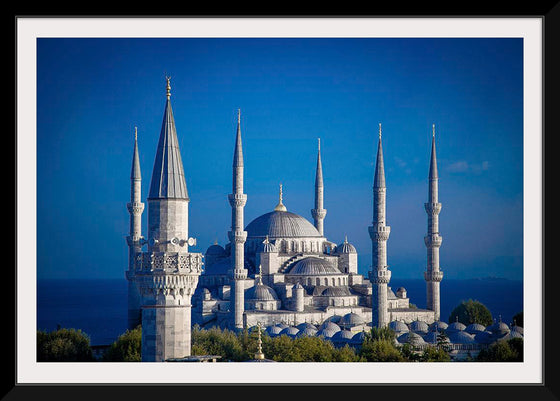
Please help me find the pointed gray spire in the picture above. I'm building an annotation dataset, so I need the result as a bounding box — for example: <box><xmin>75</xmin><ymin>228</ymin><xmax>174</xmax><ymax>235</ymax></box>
<box><xmin>233</xmin><ymin>109</ymin><xmax>243</xmax><ymax>168</ymax></box>
<box><xmin>429</xmin><ymin>124</ymin><xmax>438</xmax><ymax>180</ymax></box>
<box><xmin>315</xmin><ymin>138</ymin><xmax>323</xmax><ymax>189</ymax></box>
<box><xmin>131</xmin><ymin>126</ymin><xmax>141</xmax><ymax>180</ymax></box>
<box><xmin>373</xmin><ymin>123</ymin><xmax>386</xmax><ymax>189</ymax></box>
<box><xmin>148</xmin><ymin>77</ymin><xmax>189</xmax><ymax>200</ymax></box>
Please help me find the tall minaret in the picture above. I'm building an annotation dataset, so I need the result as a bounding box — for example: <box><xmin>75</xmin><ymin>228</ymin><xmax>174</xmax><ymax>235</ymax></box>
<box><xmin>228</xmin><ymin>109</ymin><xmax>248</xmax><ymax>330</ymax></box>
<box><xmin>311</xmin><ymin>138</ymin><xmax>327</xmax><ymax>236</ymax></box>
<box><xmin>424</xmin><ymin>124</ymin><xmax>444</xmax><ymax>320</ymax></box>
<box><xmin>126</xmin><ymin>127</ymin><xmax>145</xmax><ymax>329</ymax></box>
<box><xmin>131</xmin><ymin>77</ymin><xmax>203</xmax><ymax>361</ymax></box>
<box><xmin>368</xmin><ymin>123</ymin><xmax>391</xmax><ymax>328</ymax></box>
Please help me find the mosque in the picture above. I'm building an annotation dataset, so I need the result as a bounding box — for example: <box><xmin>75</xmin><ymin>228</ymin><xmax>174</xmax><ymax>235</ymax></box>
<box><xmin>124</xmin><ymin>78</ymin><xmax>521</xmax><ymax>362</ymax></box>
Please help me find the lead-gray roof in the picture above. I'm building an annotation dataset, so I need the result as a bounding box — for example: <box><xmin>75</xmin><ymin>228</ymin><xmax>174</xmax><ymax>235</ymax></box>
<box><xmin>245</xmin><ymin>211</ymin><xmax>322</xmax><ymax>239</ymax></box>
<box><xmin>288</xmin><ymin>257</ymin><xmax>340</xmax><ymax>276</ymax></box>
<box><xmin>148</xmin><ymin>93</ymin><xmax>189</xmax><ymax>200</ymax></box>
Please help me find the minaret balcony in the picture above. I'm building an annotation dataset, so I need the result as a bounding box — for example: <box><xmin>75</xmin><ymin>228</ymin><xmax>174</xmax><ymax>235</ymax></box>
<box><xmin>368</xmin><ymin>269</ymin><xmax>391</xmax><ymax>284</ymax></box>
<box><xmin>424</xmin><ymin>270</ymin><xmax>444</xmax><ymax>282</ymax></box>
<box><xmin>127</xmin><ymin>201</ymin><xmax>145</xmax><ymax>215</ymax></box>
<box><xmin>228</xmin><ymin>193</ymin><xmax>247</xmax><ymax>208</ymax></box>
<box><xmin>311</xmin><ymin>208</ymin><xmax>327</xmax><ymax>220</ymax></box>
<box><xmin>424</xmin><ymin>234</ymin><xmax>442</xmax><ymax>247</ymax></box>
<box><xmin>134</xmin><ymin>251</ymin><xmax>204</xmax><ymax>275</ymax></box>
<box><xmin>228</xmin><ymin>230</ymin><xmax>247</xmax><ymax>243</ymax></box>
<box><xmin>368</xmin><ymin>225</ymin><xmax>391</xmax><ymax>241</ymax></box>
<box><xmin>424</xmin><ymin>202</ymin><xmax>442</xmax><ymax>215</ymax></box>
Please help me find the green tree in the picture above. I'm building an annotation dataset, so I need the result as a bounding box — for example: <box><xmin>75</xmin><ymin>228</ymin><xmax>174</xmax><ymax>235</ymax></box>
<box><xmin>476</xmin><ymin>338</ymin><xmax>523</xmax><ymax>362</ymax></box>
<box><xmin>103</xmin><ymin>325</ymin><xmax>142</xmax><ymax>362</ymax></box>
<box><xmin>449</xmin><ymin>299</ymin><xmax>493</xmax><ymax>326</ymax></box>
<box><xmin>359</xmin><ymin>337</ymin><xmax>405</xmax><ymax>362</ymax></box>
<box><xmin>37</xmin><ymin>328</ymin><xmax>93</xmax><ymax>362</ymax></box>
<box><xmin>191</xmin><ymin>326</ymin><xmax>248</xmax><ymax>361</ymax></box>
<box><xmin>420</xmin><ymin>345</ymin><xmax>451</xmax><ymax>362</ymax></box>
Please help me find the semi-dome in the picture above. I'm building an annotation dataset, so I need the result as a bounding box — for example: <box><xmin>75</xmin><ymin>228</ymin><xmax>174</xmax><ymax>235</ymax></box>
<box><xmin>288</xmin><ymin>257</ymin><xmax>340</xmax><ymax>275</ymax></box>
<box><xmin>245</xmin><ymin>210</ymin><xmax>322</xmax><ymax>239</ymax></box>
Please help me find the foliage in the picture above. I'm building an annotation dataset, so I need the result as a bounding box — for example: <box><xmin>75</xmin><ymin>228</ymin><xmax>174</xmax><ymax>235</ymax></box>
<box><xmin>191</xmin><ymin>326</ymin><xmax>248</xmax><ymax>361</ymax></box>
<box><xmin>358</xmin><ymin>337</ymin><xmax>405</xmax><ymax>362</ymax></box>
<box><xmin>419</xmin><ymin>345</ymin><xmax>451</xmax><ymax>362</ymax></box>
<box><xmin>448</xmin><ymin>299</ymin><xmax>493</xmax><ymax>326</ymax></box>
<box><xmin>370</xmin><ymin>326</ymin><xmax>396</xmax><ymax>341</ymax></box>
<box><xmin>262</xmin><ymin>334</ymin><xmax>361</xmax><ymax>362</ymax></box>
<box><xmin>103</xmin><ymin>325</ymin><xmax>142</xmax><ymax>362</ymax></box>
<box><xmin>476</xmin><ymin>338</ymin><xmax>523</xmax><ymax>362</ymax></box>
<box><xmin>37</xmin><ymin>328</ymin><xmax>93</xmax><ymax>362</ymax></box>
<box><xmin>512</xmin><ymin>311</ymin><xmax>523</xmax><ymax>327</ymax></box>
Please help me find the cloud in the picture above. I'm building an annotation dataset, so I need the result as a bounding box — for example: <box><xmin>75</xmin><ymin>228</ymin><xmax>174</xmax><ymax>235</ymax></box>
<box><xmin>446</xmin><ymin>160</ymin><xmax>490</xmax><ymax>174</ymax></box>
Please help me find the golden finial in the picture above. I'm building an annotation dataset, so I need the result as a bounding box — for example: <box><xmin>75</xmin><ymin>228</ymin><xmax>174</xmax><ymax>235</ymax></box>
<box><xmin>254</xmin><ymin>322</ymin><xmax>265</xmax><ymax>360</ymax></box>
<box><xmin>165</xmin><ymin>75</ymin><xmax>171</xmax><ymax>99</ymax></box>
<box><xmin>274</xmin><ymin>183</ymin><xmax>287</xmax><ymax>212</ymax></box>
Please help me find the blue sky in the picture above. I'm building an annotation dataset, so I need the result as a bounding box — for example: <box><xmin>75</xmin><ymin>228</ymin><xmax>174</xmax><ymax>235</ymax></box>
<box><xmin>36</xmin><ymin>37</ymin><xmax>524</xmax><ymax>280</ymax></box>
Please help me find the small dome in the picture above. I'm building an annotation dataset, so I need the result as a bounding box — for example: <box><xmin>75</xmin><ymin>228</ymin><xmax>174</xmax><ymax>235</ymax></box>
<box><xmin>296</xmin><ymin>327</ymin><xmax>318</xmax><ymax>338</ymax></box>
<box><xmin>423</xmin><ymin>331</ymin><xmax>450</xmax><ymax>344</ymax></box>
<box><xmin>323</xmin><ymin>315</ymin><xmax>342</xmax><ymax>324</ymax></box>
<box><xmin>339</xmin><ymin>312</ymin><xmax>366</xmax><ymax>329</ymax></box>
<box><xmin>319</xmin><ymin>321</ymin><xmax>342</xmax><ymax>332</ymax></box>
<box><xmin>350</xmin><ymin>331</ymin><xmax>367</xmax><ymax>344</ymax></box>
<box><xmin>331</xmin><ymin>330</ymin><xmax>354</xmax><ymax>343</ymax></box>
<box><xmin>409</xmin><ymin>320</ymin><xmax>429</xmax><ymax>333</ymax></box>
<box><xmin>499</xmin><ymin>330</ymin><xmax>523</xmax><ymax>341</ymax></box>
<box><xmin>279</xmin><ymin>326</ymin><xmax>300</xmax><ymax>337</ymax></box>
<box><xmin>488</xmin><ymin>320</ymin><xmax>511</xmax><ymax>336</ymax></box>
<box><xmin>474</xmin><ymin>331</ymin><xmax>494</xmax><ymax>344</ymax></box>
<box><xmin>511</xmin><ymin>325</ymin><xmax>524</xmax><ymax>335</ymax></box>
<box><xmin>446</xmin><ymin>321</ymin><xmax>467</xmax><ymax>333</ymax></box>
<box><xmin>266</xmin><ymin>326</ymin><xmax>283</xmax><ymax>337</ymax></box>
<box><xmin>448</xmin><ymin>331</ymin><xmax>476</xmax><ymax>344</ymax></box>
<box><xmin>316</xmin><ymin>327</ymin><xmax>339</xmax><ymax>338</ymax></box>
<box><xmin>389</xmin><ymin>320</ymin><xmax>410</xmax><ymax>333</ymax></box>
<box><xmin>245</xmin><ymin>282</ymin><xmax>279</xmax><ymax>301</ymax></box>
<box><xmin>296</xmin><ymin>322</ymin><xmax>317</xmax><ymax>331</ymax></box>
<box><xmin>465</xmin><ymin>323</ymin><xmax>487</xmax><ymax>334</ymax></box>
<box><xmin>275</xmin><ymin>322</ymin><xmax>289</xmax><ymax>329</ymax></box>
<box><xmin>259</xmin><ymin>236</ymin><xmax>277</xmax><ymax>253</ymax></box>
<box><xmin>429</xmin><ymin>321</ymin><xmax>449</xmax><ymax>332</ymax></box>
<box><xmin>334</xmin><ymin>237</ymin><xmax>357</xmax><ymax>254</ymax></box>
<box><xmin>205</xmin><ymin>243</ymin><xmax>226</xmax><ymax>256</ymax></box>
<box><xmin>397</xmin><ymin>332</ymin><xmax>426</xmax><ymax>346</ymax></box>
<box><xmin>288</xmin><ymin>257</ymin><xmax>341</xmax><ymax>276</ymax></box>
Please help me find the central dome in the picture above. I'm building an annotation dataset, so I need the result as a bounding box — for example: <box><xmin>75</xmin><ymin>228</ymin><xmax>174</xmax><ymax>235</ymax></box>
<box><xmin>245</xmin><ymin>210</ymin><xmax>322</xmax><ymax>239</ymax></box>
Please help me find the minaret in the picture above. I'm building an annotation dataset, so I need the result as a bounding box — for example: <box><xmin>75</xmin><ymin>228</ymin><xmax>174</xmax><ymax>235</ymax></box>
<box><xmin>126</xmin><ymin>127</ymin><xmax>145</xmax><ymax>329</ymax></box>
<box><xmin>130</xmin><ymin>77</ymin><xmax>203</xmax><ymax>361</ymax></box>
<box><xmin>424</xmin><ymin>124</ymin><xmax>444</xmax><ymax>320</ymax></box>
<box><xmin>368</xmin><ymin>123</ymin><xmax>391</xmax><ymax>328</ymax></box>
<box><xmin>228</xmin><ymin>109</ymin><xmax>248</xmax><ymax>330</ymax></box>
<box><xmin>311</xmin><ymin>138</ymin><xmax>327</xmax><ymax>236</ymax></box>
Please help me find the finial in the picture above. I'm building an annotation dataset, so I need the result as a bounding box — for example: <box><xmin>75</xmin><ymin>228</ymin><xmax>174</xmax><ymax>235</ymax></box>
<box><xmin>258</xmin><ymin>263</ymin><xmax>263</xmax><ymax>276</ymax></box>
<box><xmin>237</xmin><ymin>108</ymin><xmax>241</xmax><ymax>124</ymax></box>
<box><xmin>263</xmin><ymin>235</ymin><xmax>269</xmax><ymax>244</ymax></box>
<box><xmin>214</xmin><ymin>238</ymin><xmax>218</xmax><ymax>245</ymax></box>
<box><xmin>165</xmin><ymin>75</ymin><xmax>171</xmax><ymax>99</ymax></box>
<box><xmin>379</xmin><ymin>123</ymin><xmax>382</xmax><ymax>139</ymax></box>
<box><xmin>255</xmin><ymin>322</ymin><xmax>265</xmax><ymax>360</ymax></box>
<box><xmin>344</xmin><ymin>235</ymin><xmax>348</xmax><ymax>244</ymax></box>
<box><xmin>134</xmin><ymin>126</ymin><xmax>138</xmax><ymax>141</ymax></box>
<box><xmin>274</xmin><ymin>183</ymin><xmax>287</xmax><ymax>212</ymax></box>
<box><xmin>432</xmin><ymin>123</ymin><xmax>436</xmax><ymax>138</ymax></box>
<box><xmin>318</xmin><ymin>137</ymin><xmax>321</xmax><ymax>152</ymax></box>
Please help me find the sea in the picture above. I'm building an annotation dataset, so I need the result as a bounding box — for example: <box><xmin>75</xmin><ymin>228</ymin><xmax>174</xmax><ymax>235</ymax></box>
<box><xmin>36</xmin><ymin>277</ymin><xmax>523</xmax><ymax>346</ymax></box>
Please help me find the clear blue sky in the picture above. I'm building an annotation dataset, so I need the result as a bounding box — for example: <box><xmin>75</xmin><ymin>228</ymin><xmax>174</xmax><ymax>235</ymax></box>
<box><xmin>36</xmin><ymin>37</ymin><xmax>524</xmax><ymax>280</ymax></box>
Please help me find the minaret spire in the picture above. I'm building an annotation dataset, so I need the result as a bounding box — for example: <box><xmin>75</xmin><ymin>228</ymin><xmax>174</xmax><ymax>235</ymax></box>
<box><xmin>424</xmin><ymin>124</ymin><xmax>443</xmax><ymax>320</ymax></box>
<box><xmin>311</xmin><ymin>137</ymin><xmax>327</xmax><ymax>236</ymax></box>
<box><xmin>368</xmin><ymin>123</ymin><xmax>391</xmax><ymax>328</ymax></box>
<box><xmin>228</xmin><ymin>108</ymin><xmax>248</xmax><ymax>330</ymax></box>
<box><xmin>126</xmin><ymin>126</ymin><xmax>145</xmax><ymax>329</ymax></box>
